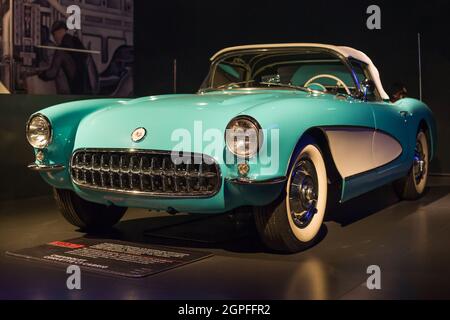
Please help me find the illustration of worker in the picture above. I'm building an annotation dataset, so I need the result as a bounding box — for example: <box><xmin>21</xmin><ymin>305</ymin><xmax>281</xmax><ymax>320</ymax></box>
<box><xmin>38</xmin><ymin>21</ymin><xmax>93</xmax><ymax>95</ymax></box>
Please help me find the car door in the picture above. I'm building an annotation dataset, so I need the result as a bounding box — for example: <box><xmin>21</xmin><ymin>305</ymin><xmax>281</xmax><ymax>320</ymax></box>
<box><xmin>311</xmin><ymin>60</ymin><xmax>378</xmax><ymax>184</ymax></box>
<box><xmin>354</xmin><ymin>58</ymin><xmax>410</xmax><ymax>179</ymax></box>
<box><xmin>326</xmin><ymin>97</ymin><xmax>379</xmax><ymax>202</ymax></box>
<box><xmin>336</xmin><ymin>59</ymin><xmax>407</xmax><ymax>201</ymax></box>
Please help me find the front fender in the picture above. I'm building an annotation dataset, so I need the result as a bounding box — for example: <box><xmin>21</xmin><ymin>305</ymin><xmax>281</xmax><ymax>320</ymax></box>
<box><xmin>29</xmin><ymin>98</ymin><xmax>130</xmax><ymax>189</ymax></box>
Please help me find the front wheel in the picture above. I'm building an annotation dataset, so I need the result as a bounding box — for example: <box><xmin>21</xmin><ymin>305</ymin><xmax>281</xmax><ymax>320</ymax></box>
<box><xmin>394</xmin><ymin>131</ymin><xmax>429</xmax><ymax>200</ymax></box>
<box><xmin>254</xmin><ymin>144</ymin><xmax>328</xmax><ymax>253</ymax></box>
<box><xmin>53</xmin><ymin>188</ymin><xmax>127</xmax><ymax>231</ymax></box>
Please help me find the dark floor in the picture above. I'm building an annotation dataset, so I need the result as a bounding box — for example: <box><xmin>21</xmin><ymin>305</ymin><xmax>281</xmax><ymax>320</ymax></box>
<box><xmin>1</xmin><ymin>179</ymin><xmax>450</xmax><ymax>300</ymax></box>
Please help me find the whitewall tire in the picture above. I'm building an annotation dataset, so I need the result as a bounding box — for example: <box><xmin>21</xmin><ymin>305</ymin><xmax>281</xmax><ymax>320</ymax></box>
<box><xmin>394</xmin><ymin>130</ymin><xmax>429</xmax><ymax>200</ymax></box>
<box><xmin>254</xmin><ymin>143</ymin><xmax>328</xmax><ymax>253</ymax></box>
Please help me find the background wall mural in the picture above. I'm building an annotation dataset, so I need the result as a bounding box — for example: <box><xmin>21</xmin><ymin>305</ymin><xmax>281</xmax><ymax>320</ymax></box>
<box><xmin>0</xmin><ymin>0</ymin><xmax>134</xmax><ymax>96</ymax></box>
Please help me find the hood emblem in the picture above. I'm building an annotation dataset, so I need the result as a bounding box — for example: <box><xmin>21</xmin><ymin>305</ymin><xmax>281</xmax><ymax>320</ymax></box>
<box><xmin>131</xmin><ymin>127</ymin><xmax>147</xmax><ymax>142</ymax></box>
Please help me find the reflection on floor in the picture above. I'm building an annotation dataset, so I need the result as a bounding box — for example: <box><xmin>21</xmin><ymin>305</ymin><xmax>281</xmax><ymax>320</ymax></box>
<box><xmin>0</xmin><ymin>182</ymin><xmax>450</xmax><ymax>299</ymax></box>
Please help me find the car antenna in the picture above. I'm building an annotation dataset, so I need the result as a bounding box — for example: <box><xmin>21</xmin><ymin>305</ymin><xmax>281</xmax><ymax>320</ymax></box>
<box><xmin>173</xmin><ymin>58</ymin><xmax>177</xmax><ymax>94</ymax></box>
<box><xmin>418</xmin><ymin>33</ymin><xmax>423</xmax><ymax>101</ymax></box>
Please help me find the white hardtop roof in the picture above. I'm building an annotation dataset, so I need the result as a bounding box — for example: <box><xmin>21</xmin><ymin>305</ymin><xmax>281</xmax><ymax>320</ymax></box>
<box><xmin>211</xmin><ymin>43</ymin><xmax>389</xmax><ymax>100</ymax></box>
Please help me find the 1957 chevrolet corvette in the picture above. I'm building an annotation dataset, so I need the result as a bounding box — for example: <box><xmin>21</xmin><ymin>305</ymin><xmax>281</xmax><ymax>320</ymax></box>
<box><xmin>27</xmin><ymin>43</ymin><xmax>437</xmax><ymax>252</ymax></box>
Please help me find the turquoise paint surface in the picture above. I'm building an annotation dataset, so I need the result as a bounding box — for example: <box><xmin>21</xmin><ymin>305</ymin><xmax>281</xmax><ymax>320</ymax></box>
<box><xmin>30</xmin><ymin>89</ymin><xmax>436</xmax><ymax>213</ymax></box>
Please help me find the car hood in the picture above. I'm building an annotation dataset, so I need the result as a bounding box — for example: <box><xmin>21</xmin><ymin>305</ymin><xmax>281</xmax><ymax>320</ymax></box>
<box><xmin>74</xmin><ymin>90</ymin><xmax>310</xmax><ymax>152</ymax></box>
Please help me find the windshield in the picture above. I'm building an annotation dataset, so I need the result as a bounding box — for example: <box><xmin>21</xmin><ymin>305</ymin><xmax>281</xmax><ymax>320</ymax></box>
<box><xmin>200</xmin><ymin>49</ymin><xmax>362</xmax><ymax>95</ymax></box>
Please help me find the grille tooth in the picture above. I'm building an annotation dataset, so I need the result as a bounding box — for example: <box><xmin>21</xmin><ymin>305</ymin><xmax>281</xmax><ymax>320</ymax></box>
<box><xmin>109</xmin><ymin>172</ymin><xmax>114</xmax><ymax>188</ymax></box>
<box><xmin>186</xmin><ymin>162</ymin><xmax>192</xmax><ymax>193</ymax></box>
<box><xmin>90</xmin><ymin>155</ymin><xmax>95</xmax><ymax>186</ymax></box>
<box><xmin>150</xmin><ymin>157</ymin><xmax>156</xmax><ymax>191</ymax></box>
<box><xmin>128</xmin><ymin>156</ymin><xmax>135</xmax><ymax>190</ymax></box>
<box><xmin>161</xmin><ymin>158</ymin><xmax>168</xmax><ymax>192</ymax></box>
<box><xmin>72</xmin><ymin>150</ymin><xmax>220</xmax><ymax>197</ymax></box>
<box><xmin>119</xmin><ymin>172</ymin><xmax>124</xmax><ymax>189</ymax></box>
<box><xmin>139</xmin><ymin>157</ymin><xmax>145</xmax><ymax>191</ymax></box>
<box><xmin>82</xmin><ymin>169</ymin><xmax>88</xmax><ymax>184</ymax></box>
<box><xmin>173</xmin><ymin>163</ymin><xmax>179</xmax><ymax>193</ymax></box>
<box><xmin>100</xmin><ymin>172</ymin><xmax>106</xmax><ymax>188</ymax></box>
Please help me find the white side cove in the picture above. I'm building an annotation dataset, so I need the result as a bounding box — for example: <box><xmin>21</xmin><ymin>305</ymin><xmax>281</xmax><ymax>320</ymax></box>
<box><xmin>372</xmin><ymin>131</ymin><xmax>403</xmax><ymax>169</ymax></box>
<box><xmin>323</xmin><ymin>128</ymin><xmax>402</xmax><ymax>179</ymax></box>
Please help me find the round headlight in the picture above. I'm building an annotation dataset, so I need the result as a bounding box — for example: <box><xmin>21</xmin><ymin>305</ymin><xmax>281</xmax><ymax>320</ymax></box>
<box><xmin>26</xmin><ymin>114</ymin><xmax>52</xmax><ymax>149</ymax></box>
<box><xmin>225</xmin><ymin>116</ymin><xmax>263</xmax><ymax>158</ymax></box>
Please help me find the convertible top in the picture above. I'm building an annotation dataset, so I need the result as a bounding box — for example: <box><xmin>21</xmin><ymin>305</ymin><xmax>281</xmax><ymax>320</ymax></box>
<box><xmin>211</xmin><ymin>43</ymin><xmax>389</xmax><ymax>100</ymax></box>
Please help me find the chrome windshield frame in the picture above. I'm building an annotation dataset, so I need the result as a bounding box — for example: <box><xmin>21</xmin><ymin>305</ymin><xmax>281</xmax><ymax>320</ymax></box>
<box><xmin>199</xmin><ymin>47</ymin><xmax>362</xmax><ymax>98</ymax></box>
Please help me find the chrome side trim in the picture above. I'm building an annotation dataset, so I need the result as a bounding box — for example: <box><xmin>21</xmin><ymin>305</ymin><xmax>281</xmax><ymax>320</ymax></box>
<box><xmin>28</xmin><ymin>164</ymin><xmax>65</xmax><ymax>172</ymax></box>
<box><xmin>227</xmin><ymin>177</ymin><xmax>287</xmax><ymax>185</ymax></box>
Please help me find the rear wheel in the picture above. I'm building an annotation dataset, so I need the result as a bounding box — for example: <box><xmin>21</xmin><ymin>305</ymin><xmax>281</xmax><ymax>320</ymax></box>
<box><xmin>53</xmin><ymin>188</ymin><xmax>127</xmax><ymax>231</ymax></box>
<box><xmin>394</xmin><ymin>131</ymin><xmax>429</xmax><ymax>200</ymax></box>
<box><xmin>254</xmin><ymin>144</ymin><xmax>328</xmax><ymax>253</ymax></box>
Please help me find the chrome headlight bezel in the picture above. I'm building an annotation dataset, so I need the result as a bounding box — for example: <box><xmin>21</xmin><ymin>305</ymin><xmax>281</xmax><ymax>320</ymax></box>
<box><xmin>225</xmin><ymin>116</ymin><xmax>263</xmax><ymax>158</ymax></box>
<box><xmin>26</xmin><ymin>114</ymin><xmax>52</xmax><ymax>149</ymax></box>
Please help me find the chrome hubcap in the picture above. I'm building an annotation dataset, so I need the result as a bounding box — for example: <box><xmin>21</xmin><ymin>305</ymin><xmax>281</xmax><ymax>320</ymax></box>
<box><xmin>289</xmin><ymin>159</ymin><xmax>318</xmax><ymax>229</ymax></box>
<box><xmin>413</xmin><ymin>140</ymin><xmax>426</xmax><ymax>185</ymax></box>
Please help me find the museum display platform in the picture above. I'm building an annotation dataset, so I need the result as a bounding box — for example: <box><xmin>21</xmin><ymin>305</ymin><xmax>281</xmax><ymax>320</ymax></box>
<box><xmin>1</xmin><ymin>178</ymin><xmax>449</xmax><ymax>300</ymax></box>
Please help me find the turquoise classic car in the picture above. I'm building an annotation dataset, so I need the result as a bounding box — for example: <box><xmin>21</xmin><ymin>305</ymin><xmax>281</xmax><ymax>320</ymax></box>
<box><xmin>27</xmin><ymin>43</ymin><xmax>437</xmax><ymax>253</ymax></box>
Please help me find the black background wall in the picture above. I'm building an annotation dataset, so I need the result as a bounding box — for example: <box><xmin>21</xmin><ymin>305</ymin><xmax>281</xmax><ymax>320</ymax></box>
<box><xmin>1</xmin><ymin>0</ymin><xmax>449</xmax><ymax>201</ymax></box>
<box><xmin>133</xmin><ymin>0</ymin><xmax>450</xmax><ymax>172</ymax></box>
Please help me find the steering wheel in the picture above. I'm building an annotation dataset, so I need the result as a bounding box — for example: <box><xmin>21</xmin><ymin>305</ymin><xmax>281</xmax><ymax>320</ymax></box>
<box><xmin>305</xmin><ymin>82</ymin><xmax>327</xmax><ymax>92</ymax></box>
<box><xmin>304</xmin><ymin>74</ymin><xmax>351</xmax><ymax>95</ymax></box>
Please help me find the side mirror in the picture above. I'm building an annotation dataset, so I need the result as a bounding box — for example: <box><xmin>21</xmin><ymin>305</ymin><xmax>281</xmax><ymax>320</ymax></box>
<box><xmin>361</xmin><ymin>79</ymin><xmax>375</xmax><ymax>101</ymax></box>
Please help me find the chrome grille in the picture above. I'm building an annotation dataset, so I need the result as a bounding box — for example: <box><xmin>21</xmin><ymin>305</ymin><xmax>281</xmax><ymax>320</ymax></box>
<box><xmin>71</xmin><ymin>150</ymin><xmax>221</xmax><ymax>197</ymax></box>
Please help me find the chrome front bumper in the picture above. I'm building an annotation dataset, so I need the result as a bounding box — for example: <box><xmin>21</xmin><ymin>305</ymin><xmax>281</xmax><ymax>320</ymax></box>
<box><xmin>226</xmin><ymin>177</ymin><xmax>287</xmax><ymax>185</ymax></box>
<box><xmin>28</xmin><ymin>164</ymin><xmax>65</xmax><ymax>172</ymax></box>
